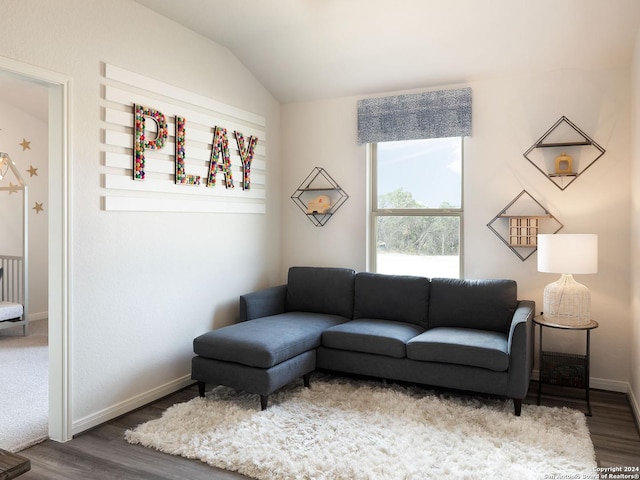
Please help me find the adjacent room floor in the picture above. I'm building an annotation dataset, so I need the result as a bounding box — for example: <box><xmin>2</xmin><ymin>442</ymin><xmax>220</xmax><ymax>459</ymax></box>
<box><xmin>0</xmin><ymin>319</ymin><xmax>48</xmax><ymax>452</ymax></box>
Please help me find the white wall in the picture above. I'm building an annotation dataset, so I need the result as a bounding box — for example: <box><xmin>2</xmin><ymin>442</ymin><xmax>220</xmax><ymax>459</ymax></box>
<box><xmin>281</xmin><ymin>98</ymin><xmax>367</xmax><ymax>277</ymax></box>
<box><xmin>467</xmin><ymin>69</ymin><xmax>631</xmax><ymax>391</ymax></box>
<box><xmin>281</xmin><ymin>67</ymin><xmax>633</xmax><ymax>391</ymax></box>
<box><xmin>0</xmin><ymin>98</ymin><xmax>48</xmax><ymax>319</ymax></box>
<box><xmin>0</xmin><ymin>0</ymin><xmax>281</xmax><ymax>433</ymax></box>
<box><xmin>630</xmin><ymin>28</ymin><xmax>640</xmax><ymax>419</ymax></box>
<box><xmin>1</xmin><ymin>0</ymin><xmax>636</xmax><ymax>433</ymax></box>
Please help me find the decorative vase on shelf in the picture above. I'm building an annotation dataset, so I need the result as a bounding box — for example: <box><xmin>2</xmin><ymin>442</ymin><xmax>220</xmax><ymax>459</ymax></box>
<box><xmin>554</xmin><ymin>152</ymin><xmax>573</xmax><ymax>175</ymax></box>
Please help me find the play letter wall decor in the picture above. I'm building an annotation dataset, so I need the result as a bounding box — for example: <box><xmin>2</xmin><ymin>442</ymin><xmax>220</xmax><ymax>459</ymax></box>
<box><xmin>134</xmin><ymin>106</ymin><xmax>257</xmax><ymax>189</ymax></box>
<box><xmin>101</xmin><ymin>64</ymin><xmax>267</xmax><ymax>213</ymax></box>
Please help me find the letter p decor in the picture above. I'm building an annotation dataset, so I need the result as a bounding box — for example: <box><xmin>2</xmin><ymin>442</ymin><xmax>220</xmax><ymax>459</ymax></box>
<box><xmin>133</xmin><ymin>104</ymin><xmax>168</xmax><ymax>180</ymax></box>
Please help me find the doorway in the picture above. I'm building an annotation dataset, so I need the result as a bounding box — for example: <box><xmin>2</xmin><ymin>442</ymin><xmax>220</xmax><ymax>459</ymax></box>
<box><xmin>0</xmin><ymin>56</ymin><xmax>71</xmax><ymax>443</ymax></box>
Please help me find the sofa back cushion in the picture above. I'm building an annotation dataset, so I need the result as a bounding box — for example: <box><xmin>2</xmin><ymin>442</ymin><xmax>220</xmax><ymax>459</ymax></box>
<box><xmin>353</xmin><ymin>272</ymin><xmax>430</xmax><ymax>327</ymax></box>
<box><xmin>286</xmin><ymin>266</ymin><xmax>356</xmax><ymax>318</ymax></box>
<box><xmin>428</xmin><ymin>278</ymin><xmax>517</xmax><ymax>333</ymax></box>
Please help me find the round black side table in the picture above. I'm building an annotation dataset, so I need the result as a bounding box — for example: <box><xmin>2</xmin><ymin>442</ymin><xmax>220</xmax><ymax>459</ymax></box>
<box><xmin>533</xmin><ymin>316</ymin><xmax>598</xmax><ymax>416</ymax></box>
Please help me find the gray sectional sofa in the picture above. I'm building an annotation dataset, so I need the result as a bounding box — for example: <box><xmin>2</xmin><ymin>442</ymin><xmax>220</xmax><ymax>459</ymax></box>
<box><xmin>192</xmin><ymin>266</ymin><xmax>535</xmax><ymax>415</ymax></box>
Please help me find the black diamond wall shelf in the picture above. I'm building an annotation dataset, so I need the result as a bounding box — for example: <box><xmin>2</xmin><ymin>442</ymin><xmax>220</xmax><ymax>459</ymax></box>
<box><xmin>487</xmin><ymin>190</ymin><xmax>563</xmax><ymax>262</ymax></box>
<box><xmin>291</xmin><ymin>167</ymin><xmax>349</xmax><ymax>227</ymax></box>
<box><xmin>523</xmin><ymin>116</ymin><xmax>605</xmax><ymax>191</ymax></box>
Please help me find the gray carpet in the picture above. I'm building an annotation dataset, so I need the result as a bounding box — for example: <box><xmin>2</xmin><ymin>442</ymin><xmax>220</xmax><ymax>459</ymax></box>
<box><xmin>0</xmin><ymin>319</ymin><xmax>48</xmax><ymax>452</ymax></box>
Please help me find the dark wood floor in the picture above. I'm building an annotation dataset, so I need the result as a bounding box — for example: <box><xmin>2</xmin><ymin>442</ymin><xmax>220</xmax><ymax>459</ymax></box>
<box><xmin>525</xmin><ymin>383</ymin><xmax>640</xmax><ymax>468</ymax></box>
<box><xmin>16</xmin><ymin>381</ymin><xmax>640</xmax><ymax>479</ymax></box>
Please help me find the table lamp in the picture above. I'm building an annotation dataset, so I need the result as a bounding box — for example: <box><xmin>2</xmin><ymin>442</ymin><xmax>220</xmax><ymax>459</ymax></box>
<box><xmin>537</xmin><ymin>234</ymin><xmax>598</xmax><ymax>326</ymax></box>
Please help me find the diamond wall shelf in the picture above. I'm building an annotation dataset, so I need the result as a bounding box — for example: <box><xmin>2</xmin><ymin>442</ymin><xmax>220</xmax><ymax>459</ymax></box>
<box><xmin>523</xmin><ymin>116</ymin><xmax>605</xmax><ymax>191</ymax></box>
<box><xmin>291</xmin><ymin>167</ymin><xmax>349</xmax><ymax>227</ymax></box>
<box><xmin>487</xmin><ymin>190</ymin><xmax>563</xmax><ymax>261</ymax></box>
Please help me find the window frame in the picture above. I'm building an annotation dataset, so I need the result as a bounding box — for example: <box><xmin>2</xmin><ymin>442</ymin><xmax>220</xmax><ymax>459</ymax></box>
<box><xmin>367</xmin><ymin>138</ymin><xmax>465</xmax><ymax>278</ymax></box>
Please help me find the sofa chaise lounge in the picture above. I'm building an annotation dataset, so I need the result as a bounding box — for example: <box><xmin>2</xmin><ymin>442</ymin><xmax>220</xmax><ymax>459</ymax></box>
<box><xmin>192</xmin><ymin>266</ymin><xmax>535</xmax><ymax>415</ymax></box>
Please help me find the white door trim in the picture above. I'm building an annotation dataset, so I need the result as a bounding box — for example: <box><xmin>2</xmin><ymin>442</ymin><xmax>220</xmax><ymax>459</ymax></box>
<box><xmin>0</xmin><ymin>55</ymin><xmax>73</xmax><ymax>442</ymax></box>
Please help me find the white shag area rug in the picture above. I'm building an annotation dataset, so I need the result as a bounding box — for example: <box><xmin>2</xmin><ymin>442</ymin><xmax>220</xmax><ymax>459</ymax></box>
<box><xmin>125</xmin><ymin>375</ymin><xmax>596</xmax><ymax>480</ymax></box>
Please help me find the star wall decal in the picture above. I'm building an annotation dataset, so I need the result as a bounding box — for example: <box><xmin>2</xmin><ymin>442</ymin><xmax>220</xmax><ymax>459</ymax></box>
<box><xmin>27</xmin><ymin>165</ymin><xmax>38</xmax><ymax>177</ymax></box>
<box><xmin>33</xmin><ymin>202</ymin><xmax>44</xmax><ymax>214</ymax></box>
<box><xmin>8</xmin><ymin>182</ymin><xmax>19</xmax><ymax>194</ymax></box>
<box><xmin>20</xmin><ymin>138</ymin><xmax>31</xmax><ymax>151</ymax></box>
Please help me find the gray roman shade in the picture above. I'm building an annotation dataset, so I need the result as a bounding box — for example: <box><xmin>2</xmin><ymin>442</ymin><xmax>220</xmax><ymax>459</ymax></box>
<box><xmin>357</xmin><ymin>87</ymin><xmax>472</xmax><ymax>144</ymax></box>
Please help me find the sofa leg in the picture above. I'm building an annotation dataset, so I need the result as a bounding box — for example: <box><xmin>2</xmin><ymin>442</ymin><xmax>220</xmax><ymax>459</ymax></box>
<box><xmin>303</xmin><ymin>373</ymin><xmax>311</xmax><ymax>388</ymax></box>
<box><xmin>198</xmin><ymin>381</ymin><xmax>206</xmax><ymax>398</ymax></box>
<box><xmin>260</xmin><ymin>395</ymin><xmax>268</xmax><ymax>411</ymax></box>
<box><xmin>513</xmin><ymin>398</ymin><xmax>522</xmax><ymax>416</ymax></box>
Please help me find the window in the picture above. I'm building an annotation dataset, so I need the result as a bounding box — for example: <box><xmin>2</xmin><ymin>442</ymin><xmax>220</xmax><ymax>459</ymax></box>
<box><xmin>358</xmin><ymin>87</ymin><xmax>471</xmax><ymax>277</ymax></box>
<box><xmin>369</xmin><ymin>137</ymin><xmax>463</xmax><ymax>278</ymax></box>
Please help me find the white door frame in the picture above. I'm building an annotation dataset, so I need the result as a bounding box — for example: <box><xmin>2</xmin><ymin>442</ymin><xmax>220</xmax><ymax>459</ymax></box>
<box><xmin>0</xmin><ymin>56</ymin><xmax>72</xmax><ymax>442</ymax></box>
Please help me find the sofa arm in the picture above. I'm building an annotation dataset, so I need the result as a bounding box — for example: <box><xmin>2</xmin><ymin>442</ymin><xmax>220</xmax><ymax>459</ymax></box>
<box><xmin>506</xmin><ymin>300</ymin><xmax>535</xmax><ymax>399</ymax></box>
<box><xmin>239</xmin><ymin>284</ymin><xmax>287</xmax><ymax>321</ymax></box>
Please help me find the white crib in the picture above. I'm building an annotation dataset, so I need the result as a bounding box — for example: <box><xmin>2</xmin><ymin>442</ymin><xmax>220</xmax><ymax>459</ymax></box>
<box><xmin>0</xmin><ymin>152</ymin><xmax>28</xmax><ymax>336</ymax></box>
<box><xmin>0</xmin><ymin>255</ymin><xmax>28</xmax><ymax>335</ymax></box>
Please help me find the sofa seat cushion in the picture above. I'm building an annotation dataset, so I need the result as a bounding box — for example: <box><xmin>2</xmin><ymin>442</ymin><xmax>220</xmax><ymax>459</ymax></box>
<box><xmin>193</xmin><ymin>312</ymin><xmax>348</xmax><ymax>369</ymax></box>
<box><xmin>406</xmin><ymin>327</ymin><xmax>509</xmax><ymax>372</ymax></box>
<box><xmin>322</xmin><ymin>319</ymin><xmax>425</xmax><ymax>359</ymax></box>
<box><xmin>353</xmin><ymin>272</ymin><xmax>430</xmax><ymax>328</ymax></box>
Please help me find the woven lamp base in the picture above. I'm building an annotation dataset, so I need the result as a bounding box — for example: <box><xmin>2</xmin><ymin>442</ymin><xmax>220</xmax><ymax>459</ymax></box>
<box><xmin>542</xmin><ymin>273</ymin><xmax>591</xmax><ymax>326</ymax></box>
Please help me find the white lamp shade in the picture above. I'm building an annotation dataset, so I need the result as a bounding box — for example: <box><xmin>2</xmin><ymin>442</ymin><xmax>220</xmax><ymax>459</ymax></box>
<box><xmin>538</xmin><ymin>234</ymin><xmax>597</xmax><ymax>325</ymax></box>
<box><xmin>537</xmin><ymin>234</ymin><xmax>598</xmax><ymax>274</ymax></box>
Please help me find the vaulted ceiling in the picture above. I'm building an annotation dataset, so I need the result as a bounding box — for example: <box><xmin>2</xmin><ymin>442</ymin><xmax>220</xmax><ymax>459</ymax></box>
<box><xmin>134</xmin><ymin>0</ymin><xmax>640</xmax><ymax>103</ymax></box>
<box><xmin>1</xmin><ymin>0</ymin><xmax>639</xmax><ymax>117</ymax></box>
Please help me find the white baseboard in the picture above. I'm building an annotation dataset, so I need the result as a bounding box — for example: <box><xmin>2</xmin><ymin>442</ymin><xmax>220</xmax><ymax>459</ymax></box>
<box><xmin>71</xmin><ymin>374</ymin><xmax>194</xmax><ymax>436</ymax></box>
<box><xmin>531</xmin><ymin>370</ymin><xmax>629</xmax><ymax>393</ymax></box>
<box><xmin>589</xmin><ymin>377</ymin><xmax>630</xmax><ymax>393</ymax></box>
<box><xmin>28</xmin><ymin>311</ymin><xmax>48</xmax><ymax>322</ymax></box>
<box><xmin>628</xmin><ymin>387</ymin><xmax>640</xmax><ymax>427</ymax></box>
